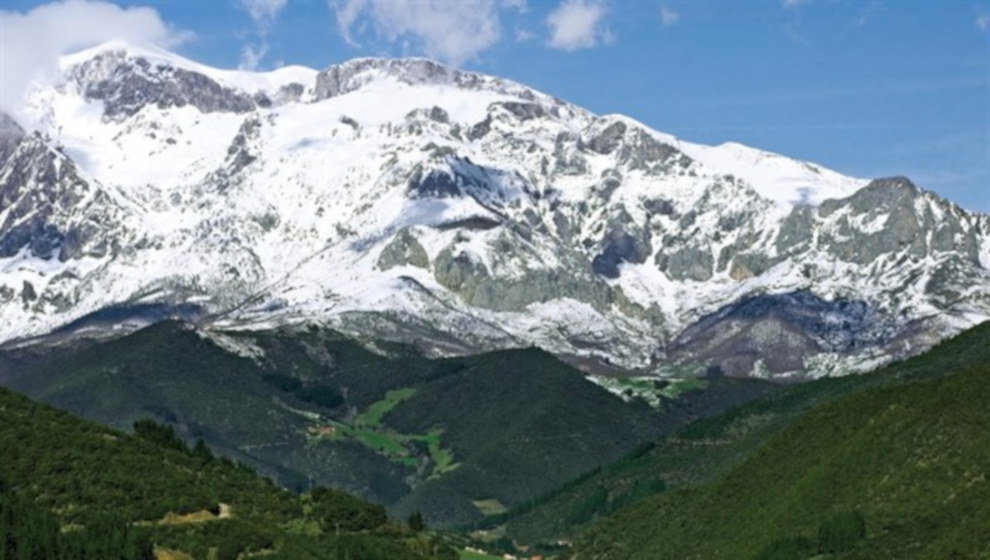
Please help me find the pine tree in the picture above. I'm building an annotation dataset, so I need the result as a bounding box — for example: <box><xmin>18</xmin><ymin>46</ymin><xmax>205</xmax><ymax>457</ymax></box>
<box><xmin>408</xmin><ymin>510</ymin><xmax>424</xmax><ymax>532</ymax></box>
<box><xmin>193</xmin><ymin>438</ymin><xmax>213</xmax><ymax>463</ymax></box>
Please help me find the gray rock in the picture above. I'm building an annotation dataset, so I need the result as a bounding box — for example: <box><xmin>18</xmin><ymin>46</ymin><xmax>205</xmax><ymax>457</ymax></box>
<box><xmin>776</xmin><ymin>205</ymin><xmax>815</xmax><ymax>256</ymax></box>
<box><xmin>586</xmin><ymin>121</ymin><xmax>627</xmax><ymax>154</ymax></box>
<box><xmin>669</xmin><ymin>291</ymin><xmax>890</xmax><ymax>377</ymax></box>
<box><xmin>818</xmin><ymin>177</ymin><xmax>980</xmax><ymax>266</ymax></box>
<box><xmin>21</xmin><ymin>281</ymin><xmax>36</xmax><ymax>304</ymax></box>
<box><xmin>658</xmin><ymin>246</ymin><xmax>714</xmax><ymax>282</ymax></box>
<box><xmin>313</xmin><ymin>58</ymin><xmax>556</xmax><ymax>108</ymax></box>
<box><xmin>727</xmin><ymin>252</ymin><xmax>777</xmax><ymax>280</ymax></box>
<box><xmin>428</xmin><ymin>106</ymin><xmax>450</xmax><ymax>123</ymax></box>
<box><xmin>378</xmin><ymin>229</ymin><xmax>430</xmax><ymax>270</ymax></box>
<box><xmin>594</xmin><ymin>169</ymin><xmax>623</xmax><ymax>201</ymax></box>
<box><xmin>274</xmin><ymin>82</ymin><xmax>305</xmax><ymax>104</ymax></box>
<box><xmin>468</xmin><ymin>115</ymin><xmax>492</xmax><ymax>140</ymax></box>
<box><xmin>0</xmin><ymin>112</ymin><xmax>24</xmax><ymax>165</ymax></box>
<box><xmin>592</xmin><ymin>229</ymin><xmax>648</xmax><ymax>279</ymax></box>
<box><xmin>225</xmin><ymin>117</ymin><xmax>261</xmax><ymax>176</ymax></box>
<box><xmin>72</xmin><ymin>51</ymin><xmax>256</xmax><ymax>118</ymax></box>
<box><xmin>404</xmin><ymin>107</ymin><xmax>450</xmax><ymax>124</ymax></box>
<box><xmin>433</xmin><ymin>233</ymin><xmax>613</xmax><ymax>312</ymax></box>
<box><xmin>495</xmin><ymin>101</ymin><xmax>546</xmax><ymax>120</ymax></box>
<box><xmin>642</xmin><ymin>198</ymin><xmax>677</xmax><ymax>218</ymax></box>
<box><xmin>0</xmin><ymin>134</ymin><xmax>118</xmax><ymax>260</ymax></box>
<box><xmin>316</xmin><ymin>58</ymin><xmax>454</xmax><ymax>99</ymax></box>
<box><xmin>617</xmin><ymin>129</ymin><xmax>683</xmax><ymax>173</ymax></box>
<box><xmin>339</xmin><ymin>116</ymin><xmax>360</xmax><ymax>129</ymax></box>
<box><xmin>552</xmin><ymin>132</ymin><xmax>589</xmax><ymax>176</ymax></box>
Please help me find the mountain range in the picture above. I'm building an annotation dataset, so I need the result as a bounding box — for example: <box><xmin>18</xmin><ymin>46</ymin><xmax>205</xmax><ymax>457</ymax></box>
<box><xmin>3</xmin><ymin>40</ymin><xmax>989</xmax><ymax>380</ymax></box>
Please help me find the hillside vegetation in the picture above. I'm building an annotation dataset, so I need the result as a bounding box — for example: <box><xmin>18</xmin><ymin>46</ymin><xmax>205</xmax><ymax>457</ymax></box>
<box><xmin>570</xmin><ymin>323</ymin><xmax>990</xmax><ymax>559</ymax></box>
<box><xmin>477</xmin><ymin>322</ymin><xmax>990</xmax><ymax>548</ymax></box>
<box><xmin>1</xmin><ymin>321</ymin><xmax>777</xmax><ymax>526</ymax></box>
<box><xmin>0</xmin><ymin>385</ymin><xmax>452</xmax><ymax>559</ymax></box>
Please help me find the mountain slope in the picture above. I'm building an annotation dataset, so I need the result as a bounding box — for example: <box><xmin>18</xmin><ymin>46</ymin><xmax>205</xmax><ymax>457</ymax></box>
<box><xmin>570</xmin><ymin>322</ymin><xmax>990</xmax><ymax>560</ymax></box>
<box><xmin>464</xmin><ymin>320</ymin><xmax>990</xmax><ymax>548</ymax></box>
<box><xmin>0</xmin><ymin>382</ymin><xmax>454</xmax><ymax>559</ymax></box>
<box><xmin>0</xmin><ymin>321</ymin><xmax>774</xmax><ymax>526</ymax></box>
<box><xmin>1</xmin><ymin>40</ymin><xmax>988</xmax><ymax>378</ymax></box>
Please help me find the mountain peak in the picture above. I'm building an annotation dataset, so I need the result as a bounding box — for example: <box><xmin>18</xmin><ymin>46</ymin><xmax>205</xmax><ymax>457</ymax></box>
<box><xmin>312</xmin><ymin>56</ymin><xmax>554</xmax><ymax>108</ymax></box>
<box><xmin>8</xmin><ymin>42</ymin><xmax>988</xmax><ymax>380</ymax></box>
<box><xmin>59</xmin><ymin>40</ymin><xmax>318</xmax><ymax>102</ymax></box>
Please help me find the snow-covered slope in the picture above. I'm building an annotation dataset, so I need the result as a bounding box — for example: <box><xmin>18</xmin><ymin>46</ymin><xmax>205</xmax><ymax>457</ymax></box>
<box><xmin>2</xmin><ymin>40</ymin><xmax>989</xmax><ymax>379</ymax></box>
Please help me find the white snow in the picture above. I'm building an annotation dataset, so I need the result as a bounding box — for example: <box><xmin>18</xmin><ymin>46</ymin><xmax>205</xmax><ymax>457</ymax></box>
<box><xmin>676</xmin><ymin>141</ymin><xmax>868</xmax><ymax>208</ymax></box>
<box><xmin>59</xmin><ymin>39</ymin><xmax>318</xmax><ymax>96</ymax></box>
<box><xmin>1</xmin><ymin>41</ymin><xmax>987</xmax><ymax>380</ymax></box>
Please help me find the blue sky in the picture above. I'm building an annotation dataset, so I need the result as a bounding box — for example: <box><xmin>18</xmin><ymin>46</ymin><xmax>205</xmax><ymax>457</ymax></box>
<box><xmin>4</xmin><ymin>0</ymin><xmax>990</xmax><ymax>211</ymax></box>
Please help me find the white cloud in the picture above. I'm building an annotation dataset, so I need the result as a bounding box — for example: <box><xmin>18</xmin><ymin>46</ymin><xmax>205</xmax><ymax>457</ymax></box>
<box><xmin>0</xmin><ymin>0</ymin><xmax>189</xmax><ymax>127</ymax></box>
<box><xmin>546</xmin><ymin>0</ymin><xmax>607</xmax><ymax>51</ymax></box>
<box><xmin>334</xmin><ymin>0</ymin><xmax>367</xmax><ymax>41</ymax></box>
<box><xmin>849</xmin><ymin>0</ymin><xmax>880</xmax><ymax>28</ymax></box>
<box><xmin>239</xmin><ymin>0</ymin><xmax>289</xmax><ymax>27</ymax></box>
<box><xmin>236</xmin><ymin>0</ymin><xmax>289</xmax><ymax>70</ymax></box>
<box><xmin>331</xmin><ymin>0</ymin><xmax>525</xmax><ymax>66</ymax></box>
<box><xmin>239</xmin><ymin>43</ymin><xmax>269</xmax><ymax>71</ymax></box>
<box><xmin>660</xmin><ymin>6</ymin><xmax>679</xmax><ymax>27</ymax></box>
<box><xmin>978</xmin><ymin>11</ymin><xmax>990</xmax><ymax>32</ymax></box>
<box><xmin>779</xmin><ymin>0</ymin><xmax>811</xmax><ymax>42</ymax></box>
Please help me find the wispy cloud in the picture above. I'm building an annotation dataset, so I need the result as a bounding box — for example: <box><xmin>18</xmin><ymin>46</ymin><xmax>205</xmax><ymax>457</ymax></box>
<box><xmin>851</xmin><ymin>0</ymin><xmax>881</xmax><ymax>28</ymax></box>
<box><xmin>330</xmin><ymin>0</ymin><xmax>525</xmax><ymax>66</ymax></box>
<box><xmin>236</xmin><ymin>0</ymin><xmax>288</xmax><ymax>69</ymax></box>
<box><xmin>660</xmin><ymin>5</ymin><xmax>679</xmax><ymax>27</ymax></box>
<box><xmin>546</xmin><ymin>0</ymin><xmax>609</xmax><ymax>51</ymax></box>
<box><xmin>239</xmin><ymin>43</ymin><xmax>269</xmax><ymax>71</ymax></box>
<box><xmin>0</xmin><ymin>0</ymin><xmax>190</xmax><ymax>127</ymax></box>
<box><xmin>240</xmin><ymin>0</ymin><xmax>288</xmax><ymax>29</ymax></box>
<box><xmin>515</xmin><ymin>28</ymin><xmax>535</xmax><ymax>42</ymax></box>
<box><xmin>780</xmin><ymin>0</ymin><xmax>810</xmax><ymax>43</ymax></box>
<box><xmin>977</xmin><ymin>9</ymin><xmax>990</xmax><ymax>32</ymax></box>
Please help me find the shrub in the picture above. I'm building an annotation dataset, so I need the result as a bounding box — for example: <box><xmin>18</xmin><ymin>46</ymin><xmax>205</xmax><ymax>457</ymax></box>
<box><xmin>753</xmin><ymin>536</ymin><xmax>815</xmax><ymax>560</ymax></box>
<box><xmin>261</xmin><ymin>373</ymin><xmax>302</xmax><ymax>393</ymax></box>
<box><xmin>818</xmin><ymin>511</ymin><xmax>866</xmax><ymax>554</ymax></box>
<box><xmin>133</xmin><ymin>420</ymin><xmax>184</xmax><ymax>452</ymax></box>
<box><xmin>295</xmin><ymin>384</ymin><xmax>345</xmax><ymax>409</ymax></box>
<box><xmin>309</xmin><ymin>487</ymin><xmax>387</xmax><ymax>532</ymax></box>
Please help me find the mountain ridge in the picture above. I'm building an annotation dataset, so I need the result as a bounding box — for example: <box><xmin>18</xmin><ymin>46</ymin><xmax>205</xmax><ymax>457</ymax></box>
<box><xmin>2</xmin><ymin>41</ymin><xmax>988</xmax><ymax>378</ymax></box>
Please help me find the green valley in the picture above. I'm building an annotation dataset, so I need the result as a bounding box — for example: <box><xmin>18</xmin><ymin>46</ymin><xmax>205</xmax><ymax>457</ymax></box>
<box><xmin>5</xmin><ymin>319</ymin><xmax>989</xmax><ymax>559</ymax></box>
<box><xmin>0</xmin><ymin>321</ymin><xmax>774</xmax><ymax>528</ymax></box>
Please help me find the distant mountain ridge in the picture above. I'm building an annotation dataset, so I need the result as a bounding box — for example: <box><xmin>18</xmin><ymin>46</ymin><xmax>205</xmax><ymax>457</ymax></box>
<box><xmin>2</xmin><ymin>40</ymin><xmax>989</xmax><ymax>378</ymax></box>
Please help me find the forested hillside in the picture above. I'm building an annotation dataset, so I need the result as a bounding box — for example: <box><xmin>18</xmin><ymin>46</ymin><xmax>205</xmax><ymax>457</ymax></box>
<box><xmin>2</xmin><ymin>321</ymin><xmax>776</xmax><ymax>526</ymax></box>
<box><xmin>0</xmin><ymin>385</ymin><xmax>452</xmax><ymax>559</ymax></box>
<box><xmin>569</xmin><ymin>324</ymin><xmax>990</xmax><ymax>559</ymax></box>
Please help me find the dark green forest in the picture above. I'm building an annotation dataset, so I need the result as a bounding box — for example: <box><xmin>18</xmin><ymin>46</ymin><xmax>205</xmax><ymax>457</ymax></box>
<box><xmin>0</xmin><ymin>385</ymin><xmax>454</xmax><ymax>559</ymax></box>
<box><xmin>1</xmin><ymin>321</ymin><xmax>774</xmax><ymax>526</ymax></box>
<box><xmin>568</xmin><ymin>324</ymin><xmax>990</xmax><ymax>559</ymax></box>
<box><xmin>3</xmin><ymin>322</ymin><xmax>990</xmax><ymax>559</ymax></box>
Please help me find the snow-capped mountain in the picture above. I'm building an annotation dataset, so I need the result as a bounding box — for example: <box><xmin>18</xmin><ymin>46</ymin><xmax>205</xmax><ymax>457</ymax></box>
<box><xmin>2</xmin><ymin>40</ymin><xmax>989</xmax><ymax>379</ymax></box>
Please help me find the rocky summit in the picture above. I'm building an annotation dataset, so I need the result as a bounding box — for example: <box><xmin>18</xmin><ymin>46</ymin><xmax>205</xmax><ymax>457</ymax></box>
<box><xmin>2</xmin><ymin>40</ymin><xmax>989</xmax><ymax>379</ymax></box>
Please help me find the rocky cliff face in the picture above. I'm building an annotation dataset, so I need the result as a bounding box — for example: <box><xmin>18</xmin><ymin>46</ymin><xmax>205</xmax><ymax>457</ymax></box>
<box><xmin>1</xmin><ymin>41</ymin><xmax>988</xmax><ymax>379</ymax></box>
<box><xmin>0</xmin><ymin>133</ymin><xmax>124</xmax><ymax>261</ymax></box>
<box><xmin>68</xmin><ymin>50</ymin><xmax>258</xmax><ymax>118</ymax></box>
